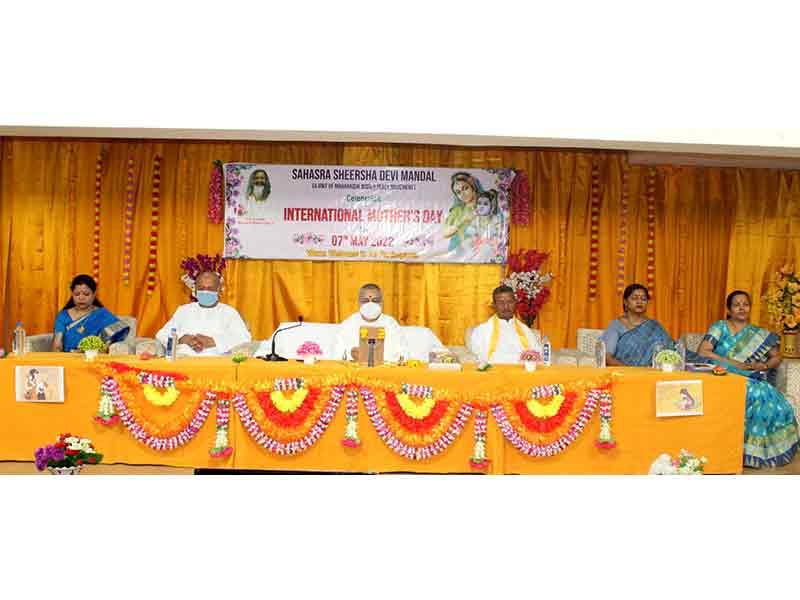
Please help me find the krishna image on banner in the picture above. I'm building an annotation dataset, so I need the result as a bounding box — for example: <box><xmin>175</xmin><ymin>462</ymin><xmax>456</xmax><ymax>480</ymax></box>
<box><xmin>223</xmin><ymin>163</ymin><xmax>512</xmax><ymax>264</ymax></box>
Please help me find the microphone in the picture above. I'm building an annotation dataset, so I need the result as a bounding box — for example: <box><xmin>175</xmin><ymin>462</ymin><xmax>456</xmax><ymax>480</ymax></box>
<box><xmin>262</xmin><ymin>316</ymin><xmax>303</xmax><ymax>362</ymax></box>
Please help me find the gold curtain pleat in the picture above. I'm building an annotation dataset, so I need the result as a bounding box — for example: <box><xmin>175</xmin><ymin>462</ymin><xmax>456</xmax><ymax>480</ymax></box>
<box><xmin>1</xmin><ymin>136</ymin><xmax>799</xmax><ymax>350</ymax></box>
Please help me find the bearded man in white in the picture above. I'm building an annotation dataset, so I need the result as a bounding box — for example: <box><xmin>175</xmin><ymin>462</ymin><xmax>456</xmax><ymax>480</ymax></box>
<box><xmin>156</xmin><ymin>271</ymin><xmax>251</xmax><ymax>356</ymax></box>
<box><xmin>333</xmin><ymin>283</ymin><xmax>409</xmax><ymax>363</ymax></box>
<box><xmin>244</xmin><ymin>169</ymin><xmax>271</xmax><ymax>219</ymax></box>
<box><xmin>469</xmin><ymin>285</ymin><xmax>543</xmax><ymax>364</ymax></box>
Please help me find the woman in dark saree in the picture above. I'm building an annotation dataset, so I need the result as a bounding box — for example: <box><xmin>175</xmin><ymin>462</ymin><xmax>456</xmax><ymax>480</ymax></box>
<box><xmin>599</xmin><ymin>284</ymin><xmax>674</xmax><ymax>366</ymax></box>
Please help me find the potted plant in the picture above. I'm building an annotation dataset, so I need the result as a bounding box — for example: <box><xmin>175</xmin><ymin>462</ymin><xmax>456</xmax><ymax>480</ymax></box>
<box><xmin>653</xmin><ymin>349</ymin><xmax>682</xmax><ymax>372</ymax></box>
<box><xmin>78</xmin><ymin>335</ymin><xmax>107</xmax><ymax>361</ymax></box>
<box><xmin>296</xmin><ymin>341</ymin><xmax>323</xmax><ymax>365</ymax></box>
<box><xmin>502</xmin><ymin>249</ymin><xmax>553</xmax><ymax>327</ymax></box>
<box><xmin>35</xmin><ymin>434</ymin><xmax>103</xmax><ymax>475</ymax></box>
<box><xmin>520</xmin><ymin>349</ymin><xmax>542</xmax><ymax>372</ymax></box>
<box><xmin>764</xmin><ymin>264</ymin><xmax>800</xmax><ymax>358</ymax></box>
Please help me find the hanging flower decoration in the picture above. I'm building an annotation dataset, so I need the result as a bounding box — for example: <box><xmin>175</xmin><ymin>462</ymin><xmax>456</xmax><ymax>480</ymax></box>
<box><xmin>503</xmin><ymin>249</ymin><xmax>553</xmax><ymax>327</ymax></box>
<box><xmin>146</xmin><ymin>155</ymin><xmax>162</xmax><ymax>295</ymax></box>
<box><xmin>209</xmin><ymin>392</ymin><xmax>233</xmax><ymax>458</ymax></box>
<box><xmin>122</xmin><ymin>157</ymin><xmax>135</xmax><ymax>285</ymax></box>
<box><xmin>588</xmin><ymin>160</ymin><xmax>601</xmax><ymax>301</ymax></box>
<box><xmin>233</xmin><ymin>385</ymin><xmax>342</xmax><ymax>455</ymax></box>
<box><xmin>255</xmin><ymin>378</ymin><xmax>323</xmax><ymax>432</ymax></box>
<box><xmin>342</xmin><ymin>388</ymin><xmax>361</xmax><ymax>448</ymax></box>
<box><xmin>180</xmin><ymin>253</ymin><xmax>226</xmax><ymax>301</ymax></box>
<box><xmin>208</xmin><ymin>160</ymin><xmax>224</xmax><ymax>224</ymax></box>
<box><xmin>138</xmin><ymin>371</ymin><xmax>181</xmax><ymax>407</ymax></box>
<box><xmin>646</xmin><ymin>167</ymin><xmax>657</xmax><ymax>295</ymax></box>
<box><xmin>616</xmin><ymin>165</ymin><xmax>629</xmax><ymax>295</ymax></box>
<box><xmin>593</xmin><ymin>388</ymin><xmax>616</xmax><ymax>449</ymax></box>
<box><xmin>510</xmin><ymin>169</ymin><xmax>530</xmax><ymax>226</ymax></box>
<box><xmin>764</xmin><ymin>264</ymin><xmax>800</xmax><ymax>331</ymax></box>
<box><xmin>649</xmin><ymin>449</ymin><xmax>707</xmax><ymax>475</ymax></box>
<box><xmin>362</xmin><ymin>386</ymin><xmax>472</xmax><ymax>460</ymax></box>
<box><xmin>469</xmin><ymin>410</ymin><xmax>490</xmax><ymax>471</ymax></box>
<box><xmin>92</xmin><ymin>153</ymin><xmax>103</xmax><ymax>281</ymax></box>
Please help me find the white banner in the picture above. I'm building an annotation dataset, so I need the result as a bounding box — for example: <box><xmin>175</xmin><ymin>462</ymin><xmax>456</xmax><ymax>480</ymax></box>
<box><xmin>223</xmin><ymin>164</ymin><xmax>514</xmax><ymax>264</ymax></box>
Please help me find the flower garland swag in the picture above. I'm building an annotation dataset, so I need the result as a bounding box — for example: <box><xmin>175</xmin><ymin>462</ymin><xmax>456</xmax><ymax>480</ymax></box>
<box><xmin>361</xmin><ymin>386</ymin><xmax>473</xmax><ymax>462</ymax></box>
<box><xmin>122</xmin><ymin>157</ymin><xmax>135</xmax><ymax>285</ymax></box>
<box><xmin>233</xmin><ymin>383</ymin><xmax>343</xmax><ymax>455</ymax></box>
<box><xmin>256</xmin><ymin>377</ymin><xmax>321</xmax><ymax>429</ymax></box>
<box><xmin>588</xmin><ymin>159</ymin><xmax>601</xmax><ymax>301</ymax></box>
<box><xmin>491</xmin><ymin>380</ymin><xmax>615</xmax><ymax>457</ymax></box>
<box><xmin>92</xmin><ymin>153</ymin><xmax>103</xmax><ymax>281</ymax></box>
<box><xmin>470</xmin><ymin>409</ymin><xmax>490</xmax><ymax>471</ymax></box>
<box><xmin>138</xmin><ymin>370</ymin><xmax>182</xmax><ymax>407</ymax></box>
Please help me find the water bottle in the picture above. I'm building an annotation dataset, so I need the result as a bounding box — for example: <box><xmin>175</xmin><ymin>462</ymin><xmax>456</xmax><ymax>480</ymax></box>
<box><xmin>651</xmin><ymin>342</ymin><xmax>664</xmax><ymax>368</ymax></box>
<box><xmin>675</xmin><ymin>340</ymin><xmax>686</xmax><ymax>370</ymax></box>
<box><xmin>13</xmin><ymin>322</ymin><xmax>26</xmax><ymax>356</ymax></box>
<box><xmin>595</xmin><ymin>339</ymin><xmax>607</xmax><ymax>369</ymax></box>
<box><xmin>166</xmin><ymin>328</ymin><xmax>178</xmax><ymax>361</ymax></box>
<box><xmin>542</xmin><ymin>335</ymin><xmax>552</xmax><ymax>367</ymax></box>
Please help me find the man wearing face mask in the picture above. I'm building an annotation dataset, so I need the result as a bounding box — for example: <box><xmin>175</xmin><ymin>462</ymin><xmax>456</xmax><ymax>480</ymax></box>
<box><xmin>155</xmin><ymin>270</ymin><xmax>251</xmax><ymax>356</ymax></box>
<box><xmin>332</xmin><ymin>283</ymin><xmax>409</xmax><ymax>363</ymax></box>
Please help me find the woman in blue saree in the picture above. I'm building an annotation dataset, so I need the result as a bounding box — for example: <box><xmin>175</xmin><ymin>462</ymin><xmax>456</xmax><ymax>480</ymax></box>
<box><xmin>599</xmin><ymin>283</ymin><xmax>674</xmax><ymax>366</ymax></box>
<box><xmin>51</xmin><ymin>274</ymin><xmax>129</xmax><ymax>352</ymax></box>
<box><xmin>698</xmin><ymin>290</ymin><xmax>799</xmax><ymax>468</ymax></box>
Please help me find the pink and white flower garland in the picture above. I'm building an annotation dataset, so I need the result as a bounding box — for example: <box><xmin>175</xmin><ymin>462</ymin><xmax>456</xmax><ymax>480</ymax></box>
<box><xmin>491</xmin><ymin>390</ymin><xmax>599</xmax><ymax>457</ymax></box>
<box><xmin>210</xmin><ymin>393</ymin><xmax>233</xmax><ymax>458</ymax></box>
<box><xmin>274</xmin><ymin>377</ymin><xmax>304</xmax><ymax>391</ymax></box>
<box><xmin>207</xmin><ymin>160</ymin><xmax>223</xmax><ymax>224</ymax></box>
<box><xmin>94</xmin><ymin>376</ymin><xmax>120</xmax><ymax>425</ymax></box>
<box><xmin>137</xmin><ymin>371</ymin><xmax>175</xmax><ymax>388</ymax></box>
<box><xmin>342</xmin><ymin>388</ymin><xmax>361</xmax><ymax>448</ymax></box>
<box><xmin>400</xmin><ymin>383</ymin><xmax>432</xmax><ymax>399</ymax></box>
<box><xmin>531</xmin><ymin>383</ymin><xmax>563</xmax><ymax>399</ymax></box>
<box><xmin>593</xmin><ymin>389</ymin><xmax>616</xmax><ymax>449</ymax></box>
<box><xmin>122</xmin><ymin>157</ymin><xmax>135</xmax><ymax>285</ymax></box>
<box><xmin>232</xmin><ymin>385</ymin><xmax>342</xmax><ymax>455</ymax></box>
<box><xmin>469</xmin><ymin>410</ymin><xmax>490</xmax><ymax>471</ymax></box>
<box><xmin>361</xmin><ymin>386</ymin><xmax>473</xmax><ymax>461</ymax></box>
<box><xmin>98</xmin><ymin>376</ymin><xmax>215</xmax><ymax>451</ymax></box>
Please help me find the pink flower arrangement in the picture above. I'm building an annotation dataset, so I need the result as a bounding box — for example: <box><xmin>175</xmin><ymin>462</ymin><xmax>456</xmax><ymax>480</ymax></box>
<box><xmin>296</xmin><ymin>341</ymin><xmax>323</xmax><ymax>357</ymax></box>
<box><xmin>520</xmin><ymin>349</ymin><xmax>542</xmax><ymax>363</ymax></box>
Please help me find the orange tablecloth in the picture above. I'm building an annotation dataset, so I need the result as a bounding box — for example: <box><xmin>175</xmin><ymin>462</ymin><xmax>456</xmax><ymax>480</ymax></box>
<box><xmin>0</xmin><ymin>355</ymin><xmax>746</xmax><ymax>474</ymax></box>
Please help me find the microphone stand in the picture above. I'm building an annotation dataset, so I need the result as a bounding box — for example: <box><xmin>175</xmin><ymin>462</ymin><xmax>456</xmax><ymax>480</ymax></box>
<box><xmin>262</xmin><ymin>317</ymin><xmax>303</xmax><ymax>362</ymax></box>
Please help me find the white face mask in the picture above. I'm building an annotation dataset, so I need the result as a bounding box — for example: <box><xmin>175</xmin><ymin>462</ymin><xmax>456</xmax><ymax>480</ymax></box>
<box><xmin>359</xmin><ymin>301</ymin><xmax>382</xmax><ymax>321</ymax></box>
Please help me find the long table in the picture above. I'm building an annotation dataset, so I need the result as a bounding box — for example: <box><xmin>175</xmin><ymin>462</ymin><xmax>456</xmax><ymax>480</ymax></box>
<box><xmin>0</xmin><ymin>353</ymin><xmax>747</xmax><ymax>474</ymax></box>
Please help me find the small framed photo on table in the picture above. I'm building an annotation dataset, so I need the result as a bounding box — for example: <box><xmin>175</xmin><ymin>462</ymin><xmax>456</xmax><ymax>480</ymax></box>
<box><xmin>655</xmin><ymin>379</ymin><xmax>703</xmax><ymax>417</ymax></box>
<box><xmin>15</xmin><ymin>366</ymin><xmax>65</xmax><ymax>403</ymax></box>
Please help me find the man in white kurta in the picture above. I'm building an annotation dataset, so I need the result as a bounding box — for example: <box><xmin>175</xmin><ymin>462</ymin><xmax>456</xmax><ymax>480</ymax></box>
<box><xmin>155</xmin><ymin>271</ymin><xmax>251</xmax><ymax>356</ymax></box>
<box><xmin>469</xmin><ymin>285</ymin><xmax>543</xmax><ymax>364</ymax></box>
<box><xmin>333</xmin><ymin>283</ymin><xmax>409</xmax><ymax>363</ymax></box>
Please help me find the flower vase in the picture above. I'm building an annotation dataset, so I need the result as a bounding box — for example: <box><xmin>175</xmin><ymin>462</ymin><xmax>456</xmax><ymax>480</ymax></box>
<box><xmin>524</xmin><ymin>360</ymin><xmax>537</xmax><ymax>372</ymax></box>
<box><xmin>47</xmin><ymin>465</ymin><xmax>83</xmax><ymax>475</ymax></box>
<box><xmin>781</xmin><ymin>329</ymin><xmax>800</xmax><ymax>359</ymax></box>
<box><xmin>303</xmin><ymin>356</ymin><xmax>317</xmax><ymax>366</ymax></box>
<box><xmin>660</xmin><ymin>363</ymin><xmax>675</xmax><ymax>373</ymax></box>
<box><xmin>84</xmin><ymin>349</ymin><xmax>99</xmax><ymax>362</ymax></box>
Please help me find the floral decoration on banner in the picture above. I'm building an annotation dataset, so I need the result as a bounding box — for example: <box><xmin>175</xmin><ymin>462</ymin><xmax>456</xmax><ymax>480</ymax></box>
<box><xmin>138</xmin><ymin>370</ymin><xmax>181</xmax><ymax>407</ymax></box>
<box><xmin>223</xmin><ymin>163</ymin><xmax>253</xmax><ymax>258</ymax></box>
<box><xmin>180</xmin><ymin>254</ymin><xmax>226</xmax><ymax>301</ymax></box>
<box><xmin>122</xmin><ymin>157</ymin><xmax>135</xmax><ymax>285</ymax></box>
<box><xmin>35</xmin><ymin>434</ymin><xmax>103</xmax><ymax>472</ymax></box>
<box><xmin>649</xmin><ymin>449</ymin><xmax>707</xmax><ymax>475</ymax></box>
<box><xmin>592</xmin><ymin>388</ymin><xmax>616</xmax><ymax>449</ymax></box>
<box><xmin>362</xmin><ymin>386</ymin><xmax>473</xmax><ymax>461</ymax></box>
<box><xmin>146</xmin><ymin>155</ymin><xmax>162</xmax><ymax>295</ymax></box>
<box><xmin>342</xmin><ymin>388</ymin><xmax>361</xmax><ymax>448</ymax></box>
<box><xmin>469</xmin><ymin>410</ymin><xmax>490</xmax><ymax>471</ymax></box>
<box><xmin>588</xmin><ymin>160</ymin><xmax>601</xmax><ymax>301</ymax></box>
<box><xmin>617</xmin><ymin>165</ymin><xmax>629</xmax><ymax>295</ymax></box>
<box><xmin>492</xmin><ymin>383</ymin><xmax>614</xmax><ymax>457</ymax></box>
<box><xmin>209</xmin><ymin>392</ymin><xmax>233</xmax><ymax>458</ymax></box>
<box><xmin>92</xmin><ymin>153</ymin><xmax>103</xmax><ymax>281</ymax></box>
<box><xmin>503</xmin><ymin>249</ymin><xmax>553</xmax><ymax>327</ymax></box>
<box><xmin>207</xmin><ymin>160</ymin><xmax>224</xmax><ymax>224</ymax></box>
<box><xmin>764</xmin><ymin>264</ymin><xmax>800</xmax><ymax>330</ymax></box>
<box><xmin>234</xmin><ymin>385</ymin><xmax>342</xmax><ymax>455</ymax></box>
<box><xmin>646</xmin><ymin>167</ymin><xmax>657</xmax><ymax>294</ymax></box>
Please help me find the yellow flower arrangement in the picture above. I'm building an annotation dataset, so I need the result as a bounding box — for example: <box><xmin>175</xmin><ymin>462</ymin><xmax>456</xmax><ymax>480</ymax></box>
<box><xmin>270</xmin><ymin>388</ymin><xmax>308</xmax><ymax>413</ymax></box>
<box><xmin>396</xmin><ymin>393</ymin><xmax>436</xmax><ymax>419</ymax></box>
<box><xmin>765</xmin><ymin>264</ymin><xmax>800</xmax><ymax>331</ymax></box>
<box><xmin>142</xmin><ymin>384</ymin><xmax>180</xmax><ymax>407</ymax></box>
<box><xmin>526</xmin><ymin>394</ymin><xmax>565</xmax><ymax>418</ymax></box>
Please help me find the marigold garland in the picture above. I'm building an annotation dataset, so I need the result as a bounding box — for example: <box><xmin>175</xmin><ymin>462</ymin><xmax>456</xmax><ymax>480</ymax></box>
<box><xmin>646</xmin><ymin>167</ymin><xmax>657</xmax><ymax>295</ymax></box>
<box><xmin>92</xmin><ymin>153</ymin><xmax>103</xmax><ymax>281</ymax></box>
<box><xmin>514</xmin><ymin>390</ymin><xmax>577</xmax><ymax>434</ymax></box>
<box><xmin>146</xmin><ymin>155</ymin><xmax>162</xmax><ymax>295</ymax></box>
<box><xmin>257</xmin><ymin>386</ymin><xmax>320</xmax><ymax>429</ymax></box>
<box><xmin>361</xmin><ymin>386</ymin><xmax>472</xmax><ymax>461</ymax></box>
<box><xmin>122</xmin><ymin>157</ymin><xmax>135</xmax><ymax>285</ymax></box>
<box><xmin>234</xmin><ymin>385</ymin><xmax>342</xmax><ymax>455</ymax></box>
<box><xmin>617</xmin><ymin>165</ymin><xmax>629</xmax><ymax>295</ymax></box>
<box><xmin>384</xmin><ymin>389</ymin><xmax>449</xmax><ymax>434</ymax></box>
<box><xmin>588</xmin><ymin>160</ymin><xmax>601</xmax><ymax>301</ymax></box>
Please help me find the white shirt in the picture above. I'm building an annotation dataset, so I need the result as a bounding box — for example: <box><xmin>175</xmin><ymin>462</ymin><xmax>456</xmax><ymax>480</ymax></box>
<box><xmin>332</xmin><ymin>312</ymin><xmax>409</xmax><ymax>363</ymax></box>
<box><xmin>155</xmin><ymin>302</ymin><xmax>251</xmax><ymax>356</ymax></box>
<box><xmin>469</xmin><ymin>316</ymin><xmax>543</xmax><ymax>364</ymax></box>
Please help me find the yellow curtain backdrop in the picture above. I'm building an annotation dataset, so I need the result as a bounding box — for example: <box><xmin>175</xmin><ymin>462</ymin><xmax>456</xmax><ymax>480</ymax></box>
<box><xmin>1</xmin><ymin>136</ymin><xmax>798</xmax><ymax>351</ymax></box>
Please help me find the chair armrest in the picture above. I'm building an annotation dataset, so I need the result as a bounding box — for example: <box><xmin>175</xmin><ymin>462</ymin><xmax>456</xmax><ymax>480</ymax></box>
<box><xmin>26</xmin><ymin>334</ymin><xmax>54</xmax><ymax>353</ymax></box>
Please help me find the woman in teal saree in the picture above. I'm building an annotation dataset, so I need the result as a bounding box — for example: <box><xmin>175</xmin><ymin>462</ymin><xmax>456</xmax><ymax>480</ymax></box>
<box><xmin>698</xmin><ymin>290</ymin><xmax>799</xmax><ymax>468</ymax></box>
<box><xmin>51</xmin><ymin>275</ymin><xmax>129</xmax><ymax>352</ymax></box>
